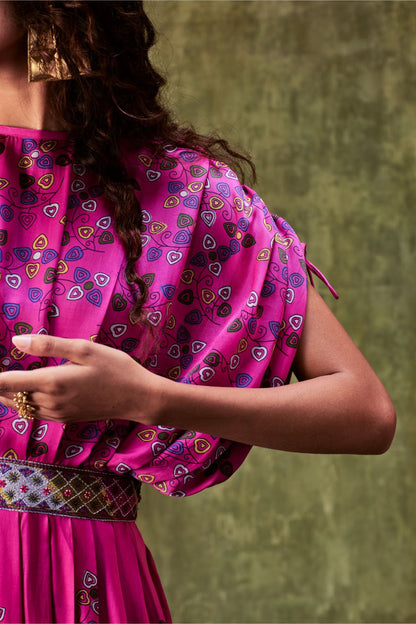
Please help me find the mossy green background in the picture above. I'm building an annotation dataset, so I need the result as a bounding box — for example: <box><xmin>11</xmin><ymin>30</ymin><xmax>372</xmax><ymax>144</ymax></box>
<box><xmin>138</xmin><ymin>2</ymin><xmax>415</xmax><ymax>622</ymax></box>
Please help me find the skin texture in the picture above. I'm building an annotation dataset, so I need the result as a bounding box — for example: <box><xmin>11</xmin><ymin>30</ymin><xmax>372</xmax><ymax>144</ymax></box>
<box><xmin>0</xmin><ymin>287</ymin><xmax>396</xmax><ymax>454</ymax></box>
<box><xmin>0</xmin><ymin>1</ymin><xmax>59</xmax><ymax>130</ymax></box>
<box><xmin>0</xmin><ymin>2</ymin><xmax>396</xmax><ymax>455</ymax></box>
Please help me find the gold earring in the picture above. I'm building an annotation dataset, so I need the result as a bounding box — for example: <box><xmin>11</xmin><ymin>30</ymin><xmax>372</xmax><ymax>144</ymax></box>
<box><xmin>27</xmin><ymin>26</ymin><xmax>89</xmax><ymax>83</ymax></box>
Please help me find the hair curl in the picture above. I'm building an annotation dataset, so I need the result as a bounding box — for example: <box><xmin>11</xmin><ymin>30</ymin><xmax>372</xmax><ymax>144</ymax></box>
<box><xmin>12</xmin><ymin>0</ymin><xmax>255</xmax><ymax>328</ymax></box>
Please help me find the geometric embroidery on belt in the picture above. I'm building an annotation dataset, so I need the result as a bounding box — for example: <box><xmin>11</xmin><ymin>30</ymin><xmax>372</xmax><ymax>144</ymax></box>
<box><xmin>0</xmin><ymin>457</ymin><xmax>140</xmax><ymax>522</ymax></box>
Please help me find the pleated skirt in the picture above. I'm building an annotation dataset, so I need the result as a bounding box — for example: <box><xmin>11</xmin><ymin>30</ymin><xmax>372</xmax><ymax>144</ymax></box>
<box><xmin>0</xmin><ymin>510</ymin><xmax>171</xmax><ymax>623</ymax></box>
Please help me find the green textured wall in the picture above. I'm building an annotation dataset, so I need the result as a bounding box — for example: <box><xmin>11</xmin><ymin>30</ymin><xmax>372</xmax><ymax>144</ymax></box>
<box><xmin>138</xmin><ymin>2</ymin><xmax>415</xmax><ymax>622</ymax></box>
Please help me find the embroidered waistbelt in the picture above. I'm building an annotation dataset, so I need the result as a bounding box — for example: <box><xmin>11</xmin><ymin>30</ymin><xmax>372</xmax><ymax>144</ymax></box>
<box><xmin>0</xmin><ymin>458</ymin><xmax>140</xmax><ymax>522</ymax></box>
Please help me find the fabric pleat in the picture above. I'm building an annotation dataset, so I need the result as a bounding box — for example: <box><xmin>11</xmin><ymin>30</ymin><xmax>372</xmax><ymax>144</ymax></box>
<box><xmin>0</xmin><ymin>510</ymin><xmax>171</xmax><ymax>623</ymax></box>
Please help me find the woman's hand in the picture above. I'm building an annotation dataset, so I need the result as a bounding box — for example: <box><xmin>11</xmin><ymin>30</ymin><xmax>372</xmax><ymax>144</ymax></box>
<box><xmin>0</xmin><ymin>335</ymin><xmax>163</xmax><ymax>425</ymax></box>
<box><xmin>0</xmin><ymin>286</ymin><xmax>397</xmax><ymax>453</ymax></box>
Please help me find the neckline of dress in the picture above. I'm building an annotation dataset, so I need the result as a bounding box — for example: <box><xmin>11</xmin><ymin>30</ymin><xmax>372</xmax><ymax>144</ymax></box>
<box><xmin>0</xmin><ymin>124</ymin><xmax>71</xmax><ymax>140</ymax></box>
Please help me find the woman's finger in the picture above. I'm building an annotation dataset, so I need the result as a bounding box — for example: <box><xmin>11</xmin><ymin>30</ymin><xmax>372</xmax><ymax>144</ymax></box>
<box><xmin>11</xmin><ymin>334</ymin><xmax>97</xmax><ymax>365</ymax></box>
<box><xmin>0</xmin><ymin>389</ymin><xmax>69</xmax><ymax>422</ymax></box>
<box><xmin>0</xmin><ymin>368</ymin><xmax>54</xmax><ymax>395</ymax></box>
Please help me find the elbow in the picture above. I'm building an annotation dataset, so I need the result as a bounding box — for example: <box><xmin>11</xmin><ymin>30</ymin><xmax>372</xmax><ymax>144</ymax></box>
<box><xmin>363</xmin><ymin>389</ymin><xmax>397</xmax><ymax>455</ymax></box>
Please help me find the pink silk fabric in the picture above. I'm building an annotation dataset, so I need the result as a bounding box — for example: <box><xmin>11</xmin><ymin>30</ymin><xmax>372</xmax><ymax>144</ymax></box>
<box><xmin>0</xmin><ymin>126</ymin><xmax>308</xmax><ymax>622</ymax></box>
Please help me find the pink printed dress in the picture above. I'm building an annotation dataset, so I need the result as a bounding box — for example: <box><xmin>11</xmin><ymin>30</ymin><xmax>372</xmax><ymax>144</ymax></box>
<box><xmin>0</xmin><ymin>125</ymin><xmax>310</xmax><ymax>623</ymax></box>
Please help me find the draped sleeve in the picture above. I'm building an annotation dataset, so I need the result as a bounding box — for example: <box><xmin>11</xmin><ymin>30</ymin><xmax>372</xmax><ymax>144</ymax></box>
<box><xmin>103</xmin><ymin>148</ymin><xmax>310</xmax><ymax>496</ymax></box>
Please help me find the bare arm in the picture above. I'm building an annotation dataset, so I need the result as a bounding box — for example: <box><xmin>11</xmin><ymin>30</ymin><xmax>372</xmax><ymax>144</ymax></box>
<box><xmin>0</xmin><ymin>286</ymin><xmax>395</xmax><ymax>454</ymax></box>
<box><xmin>152</xmin><ymin>285</ymin><xmax>396</xmax><ymax>453</ymax></box>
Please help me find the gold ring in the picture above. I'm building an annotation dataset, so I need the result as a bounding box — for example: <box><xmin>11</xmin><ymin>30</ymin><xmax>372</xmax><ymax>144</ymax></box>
<box><xmin>13</xmin><ymin>391</ymin><xmax>36</xmax><ymax>421</ymax></box>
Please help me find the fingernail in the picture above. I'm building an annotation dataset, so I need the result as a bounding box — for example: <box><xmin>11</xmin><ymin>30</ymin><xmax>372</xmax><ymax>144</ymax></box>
<box><xmin>12</xmin><ymin>335</ymin><xmax>32</xmax><ymax>350</ymax></box>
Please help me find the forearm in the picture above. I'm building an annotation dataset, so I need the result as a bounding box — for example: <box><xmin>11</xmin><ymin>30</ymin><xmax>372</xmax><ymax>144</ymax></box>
<box><xmin>150</xmin><ymin>371</ymin><xmax>395</xmax><ymax>454</ymax></box>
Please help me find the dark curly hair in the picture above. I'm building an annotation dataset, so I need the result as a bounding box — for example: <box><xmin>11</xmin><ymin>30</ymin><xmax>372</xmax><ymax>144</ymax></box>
<box><xmin>12</xmin><ymin>0</ymin><xmax>255</xmax><ymax>328</ymax></box>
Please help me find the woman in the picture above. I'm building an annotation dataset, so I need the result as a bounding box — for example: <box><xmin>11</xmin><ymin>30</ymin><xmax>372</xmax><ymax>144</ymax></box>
<box><xmin>0</xmin><ymin>1</ymin><xmax>395</xmax><ymax>623</ymax></box>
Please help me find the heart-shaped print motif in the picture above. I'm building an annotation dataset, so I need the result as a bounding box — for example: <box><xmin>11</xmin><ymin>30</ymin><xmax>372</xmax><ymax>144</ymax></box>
<box><xmin>151</xmin><ymin>441</ymin><xmax>166</xmax><ymax>456</ymax></box>
<box><xmin>6</xmin><ymin>274</ymin><xmax>22</xmax><ymax>289</ymax></box>
<box><xmin>64</xmin><ymin>246</ymin><xmax>83</xmax><ymax>262</ymax></box>
<box><xmin>167</xmin><ymin>344</ymin><xmax>181</xmax><ymax>359</ymax></box>
<box><xmin>43</xmin><ymin>203</ymin><xmax>59</xmax><ymax>218</ymax></box>
<box><xmin>167</xmin><ymin>181</ymin><xmax>184</xmax><ymax>193</ymax></box>
<box><xmin>2</xmin><ymin>303</ymin><xmax>20</xmax><ymax>320</ymax></box>
<box><xmin>30</xmin><ymin>442</ymin><xmax>48</xmax><ymax>457</ymax></box>
<box><xmin>48</xmin><ymin>303</ymin><xmax>60</xmax><ymax>318</ymax></box>
<box><xmin>251</xmin><ymin>346</ymin><xmax>268</xmax><ymax>362</ymax></box>
<box><xmin>200</xmin><ymin>210</ymin><xmax>216</xmax><ymax>227</ymax></box>
<box><xmin>31</xmin><ymin>423</ymin><xmax>48</xmax><ymax>441</ymax></box>
<box><xmin>71</xmin><ymin>179</ymin><xmax>85</xmax><ymax>192</ymax></box>
<box><xmin>141</xmin><ymin>209</ymin><xmax>151</xmax><ymax>224</ymax></box>
<box><xmin>208</xmin><ymin>262</ymin><xmax>221</xmax><ymax>277</ymax></box>
<box><xmin>191</xmin><ymin>340</ymin><xmax>206</xmax><ymax>354</ymax></box>
<box><xmin>147</xmin><ymin>311</ymin><xmax>162</xmax><ymax>326</ymax></box>
<box><xmin>136</xmin><ymin>429</ymin><xmax>156</xmax><ymax>442</ymax></box>
<box><xmin>106</xmin><ymin>437</ymin><xmax>120</xmax><ymax>449</ymax></box>
<box><xmin>189</xmin><ymin>181</ymin><xmax>204</xmax><ymax>193</ymax></box>
<box><xmin>166</xmin><ymin>250</ymin><xmax>182</xmax><ymax>265</ymax></box>
<box><xmin>33</xmin><ymin>234</ymin><xmax>48</xmax><ymax>250</ymax></box>
<box><xmin>198</xmin><ymin>366</ymin><xmax>215</xmax><ymax>383</ymax></box>
<box><xmin>86</xmin><ymin>289</ymin><xmax>102</xmax><ymax>307</ymax></box>
<box><xmin>194</xmin><ymin>438</ymin><xmax>211</xmax><ymax>453</ymax></box>
<box><xmin>96</xmin><ymin>216</ymin><xmax>112</xmax><ymax>229</ymax></box>
<box><xmin>146</xmin><ymin>169</ymin><xmax>161</xmax><ymax>182</ymax></box>
<box><xmin>67</xmin><ymin>286</ymin><xmax>84</xmax><ymax>301</ymax></box>
<box><xmin>12</xmin><ymin>418</ymin><xmax>29</xmax><ymax>435</ymax></box>
<box><xmin>83</xmin><ymin>570</ymin><xmax>97</xmax><ymax>589</ymax></box>
<box><xmin>78</xmin><ymin>226</ymin><xmax>94</xmax><ymax>239</ymax></box>
<box><xmin>64</xmin><ymin>444</ymin><xmax>83</xmax><ymax>458</ymax></box>
<box><xmin>180</xmin><ymin>269</ymin><xmax>194</xmax><ymax>284</ymax></box>
<box><xmin>115</xmin><ymin>462</ymin><xmax>131</xmax><ymax>474</ymax></box>
<box><xmin>215</xmin><ymin>445</ymin><xmax>227</xmax><ymax>460</ymax></box>
<box><xmin>225</xmin><ymin>169</ymin><xmax>238</xmax><ymax>180</ymax></box>
<box><xmin>167</xmin><ymin>441</ymin><xmax>184</xmax><ymax>455</ymax></box>
<box><xmin>74</xmin><ymin>267</ymin><xmax>90</xmax><ymax>283</ymax></box>
<box><xmin>284</xmin><ymin>287</ymin><xmax>294</xmax><ymax>304</ymax></box>
<box><xmin>25</xmin><ymin>263</ymin><xmax>40</xmax><ymax>279</ymax></box>
<box><xmin>148</xmin><ymin>354</ymin><xmax>158</xmax><ymax>368</ymax></box>
<box><xmin>201</xmin><ymin>289</ymin><xmax>215</xmax><ymax>305</ymax></box>
<box><xmin>236</xmin><ymin>373</ymin><xmax>253</xmax><ymax>388</ymax></box>
<box><xmin>247</xmin><ymin>291</ymin><xmax>258</xmax><ymax>307</ymax></box>
<box><xmin>110</xmin><ymin>323</ymin><xmax>127</xmax><ymax>338</ymax></box>
<box><xmin>94</xmin><ymin>272</ymin><xmax>110</xmax><ymax>287</ymax></box>
<box><xmin>82</xmin><ymin>200</ymin><xmax>97</xmax><ymax>212</ymax></box>
<box><xmin>218</xmin><ymin>286</ymin><xmax>231</xmax><ymax>300</ymax></box>
<box><xmin>3</xmin><ymin>449</ymin><xmax>18</xmax><ymax>460</ymax></box>
<box><xmin>289</xmin><ymin>314</ymin><xmax>303</xmax><ymax>330</ymax></box>
<box><xmin>72</xmin><ymin>164</ymin><xmax>86</xmax><ymax>176</ymax></box>
<box><xmin>229</xmin><ymin>354</ymin><xmax>240</xmax><ymax>370</ymax></box>
<box><xmin>42</xmin><ymin>249</ymin><xmax>58</xmax><ymax>264</ymax></box>
<box><xmin>164</xmin><ymin>195</ymin><xmax>180</xmax><ymax>209</ymax></box>
<box><xmin>18</xmin><ymin>212</ymin><xmax>36</xmax><ymax>230</ymax></box>
<box><xmin>272</xmin><ymin>376</ymin><xmax>284</xmax><ymax>388</ymax></box>
<box><xmin>173</xmin><ymin>464</ymin><xmax>189</xmax><ymax>477</ymax></box>
<box><xmin>208</xmin><ymin>196</ymin><xmax>224</xmax><ymax>211</ymax></box>
<box><xmin>257</xmin><ymin>248</ymin><xmax>271</xmax><ymax>262</ymax></box>
<box><xmin>75</xmin><ymin>590</ymin><xmax>89</xmax><ymax>606</ymax></box>
<box><xmin>138</xmin><ymin>153</ymin><xmax>153</xmax><ymax>167</ymax></box>
<box><xmin>202</xmin><ymin>234</ymin><xmax>216</xmax><ymax>250</ymax></box>
<box><xmin>13</xmin><ymin>247</ymin><xmax>31</xmax><ymax>263</ymax></box>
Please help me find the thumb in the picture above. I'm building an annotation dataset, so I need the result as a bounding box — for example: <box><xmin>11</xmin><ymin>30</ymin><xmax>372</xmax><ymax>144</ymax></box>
<box><xmin>11</xmin><ymin>334</ymin><xmax>92</xmax><ymax>365</ymax></box>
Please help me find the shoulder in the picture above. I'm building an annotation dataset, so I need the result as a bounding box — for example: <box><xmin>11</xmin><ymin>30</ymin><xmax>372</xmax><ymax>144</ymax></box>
<box><xmin>122</xmin><ymin>143</ymin><xmax>278</xmax><ymax>222</ymax></box>
<box><xmin>122</xmin><ymin>142</ymin><xmax>306</xmax><ymax>263</ymax></box>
